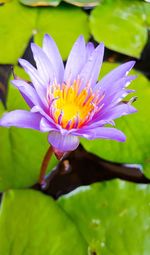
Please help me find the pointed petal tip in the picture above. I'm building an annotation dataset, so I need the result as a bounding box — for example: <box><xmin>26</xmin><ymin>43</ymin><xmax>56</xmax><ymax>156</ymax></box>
<box><xmin>128</xmin><ymin>105</ymin><xmax>137</xmax><ymax>114</ymax></box>
<box><xmin>94</xmin><ymin>42</ymin><xmax>105</xmax><ymax>58</ymax></box>
<box><xmin>121</xmin><ymin>102</ymin><xmax>137</xmax><ymax>114</ymax></box>
<box><xmin>30</xmin><ymin>42</ymin><xmax>42</xmax><ymax>54</ymax></box>
<box><xmin>78</xmin><ymin>34</ymin><xmax>85</xmax><ymax>40</ymax></box>
<box><xmin>11</xmin><ymin>78</ymin><xmax>27</xmax><ymax>87</ymax></box>
<box><xmin>75</xmin><ymin>35</ymin><xmax>85</xmax><ymax>46</ymax></box>
<box><xmin>125</xmin><ymin>60</ymin><xmax>136</xmax><ymax>71</ymax></box>
<box><xmin>0</xmin><ymin>110</ymin><xmax>41</xmax><ymax>130</ymax></box>
<box><xmin>30</xmin><ymin>42</ymin><xmax>37</xmax><ymax>51</ymax></box>
<box><xmin>11</xmin><ymin>79</ymin><xmax>20</xmax><ymax>86</ymax></box>
<box><xmin>44</xmin><ymin>33</ymin><xmax>51</xmax><ymax>39</ymax></box>
<box><xmin>86</xmin><ymin>41</ymin><xmax>94</xmax><ymax>48</ymax></box>
<box><xmin>114</xmin><ymin>129</ymin><xmax>126</xmax><ymax>142</ymax></box>
<box><xmin>43</xmin><ymin>34</ymin><xmax>54</xmax><ymax>44</ymax></box>
<box><xmin>18</xmin><ymin>58</ymin><xmax>30</xmax><ymax>69</ymax></box>
<box><xmin>130</xmin><ymin>60</ymin><xmax>136</xmax><ymax>66</ymax></box>
<box><xmin>18</xmin><ymin>58</ymin><xmax>24</xmax><ymax>66</ymax></box>
<box><xmin>0</xmin><ymin>119</ymin><xmax>11</xmax><ymax>128</ymax></box>
<box><xmin>0</xmin><ymin>113</ymin><xmax>10</xmax><ymax>127</ymax></box>
<box><xmin>0</xmin><ymin>116</ymin><xmax>5</xmax><ymax>127</ymax></box>
<box><xmin>0</xmin><ymin>112</ymin><xmax>11</xmax><ymax>127</ymax></box>
<box><xmin>120</xmin><ymin>133</ymin><xmax>126</xmax><ymax>142</ymax></box>
<box><xmin>97</xmin><ymin>42</ymin><xmax>105</xmax><ymax>50</ymax></box>
<box><xmin>100</xmin><ymin>42</ymin><xmax>105</xmax><ymax>48</ymax></box>
<box><xmin>128</xmin><ymin>74</ymin><xmax>137</xmax><ymax>80</ymax></box>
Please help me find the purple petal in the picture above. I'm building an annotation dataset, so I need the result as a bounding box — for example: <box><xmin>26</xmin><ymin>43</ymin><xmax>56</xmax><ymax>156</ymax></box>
<box><xmin>48</xmin><ymin>131</ymin><xmax>79</xmax><ymax>152</ymax></box>
<box><xmin>64</xmin><ymin>36</ymin><xmax>86</xmax><ymax>84</ymax></box>
<box><xmin>98</xmin><ymin>61</ymin><xmax>136</xmax><ymax>90</ymax></box>
<box><xmin>80</xmin><ymin>119</ymin><xmax>114</xmax><ymax>130</ymax></box>
<box><xmin>12</xmin><ymin>80</ymin><xmax>44</xmax><ymax>108</ymax></box>
<box><xmin>99</xmin><ymin>103</ymin><xmax>137</xmax><ymax>121</ymax></box>
<box><xmin>74</xmin><ymin>127</ymin><xmax>126</xmax><ymax>142</ymax></box>
<box><xmin>19</xmin><ymin>59</ymin><xmax>47</xmax><ymax>106</ymax></box>
<box><xmin>0</xmin><ymin>110</ymin><xmax>41</xmax><ymax>130</ymax></box>
<box><xmin>31</xmin><ymin>43</ymin><xmax>55</xmax><ymax>85</ymax></box>
<box><xmin>111</xmin><ymin>89</ymin><xmax>135</xmax><ymax>105</ymax></box>
<box><xmin>95</xmin><ymin>74</ymin><xmax>136</xmax><ymax>94</ymax></box>
<box><xmin>79</xmin><ymin>43</ymin><xmax>104</xmax><ymax>90</ymax></box>
<box><xmin>43</xmin><ymin>34</ymin><xmax>64</xmax><ymax>84</ymax></box>
<box><xmin>40</xmin><ymin>117</ymin><xmax>58</xmax><ymax>132</ymax></box>
<box><xmin>98</xmin><ymin>76</ymin><xmax>136</xmax><ymax>109</ymax></box>
<box><xmin>31</xmin><ymin>105</ymin><xmax>57</xmax><ymax>127</ymax></box>
<box><xmin>86</xmin><ymin>42</ymin><xmax>95</xmax><ymax>60</ymax></box>
<box><xmin>19</xmin><ymin>59</ymin><xmax>43</xmax><ymax>86</ymax></box>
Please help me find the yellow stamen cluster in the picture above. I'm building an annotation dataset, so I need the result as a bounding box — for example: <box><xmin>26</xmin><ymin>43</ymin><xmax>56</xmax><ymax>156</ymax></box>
<box><xmin>47</xmin><ymin>80</ymin><xmax>103</xmax><ymax>130</ymax></box>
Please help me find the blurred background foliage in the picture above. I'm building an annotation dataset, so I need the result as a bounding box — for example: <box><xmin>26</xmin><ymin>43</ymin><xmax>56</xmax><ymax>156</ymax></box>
<box><xmin>0</xmin><ymin>0</ymin><xmax>150</xmax><ymax>254</ymax></box>
<box><xmin>0</xmin><ymin>0</ymin><xmax>150</xmax><ymax>63</ymax></box>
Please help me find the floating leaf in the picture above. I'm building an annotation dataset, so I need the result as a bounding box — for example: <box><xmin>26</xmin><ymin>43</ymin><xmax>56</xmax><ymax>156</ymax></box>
<box><xmin>0</xmin><ymin>0</ymin><xmax>11</xmax><ymax>4</ymax></box>
<box><xmin>59</xmin><ymin>179</ymin><xmax>150</xmax><ymax>254</ymax></box>
<box><xmin>0</xmin><ymin>189</ymin><xmax>87</xmax><ymax>255</ymax></box>
<box><xmin>90</xmin><ymin>0</ymin><xmax>150</xmax><ymax>58</ymax></box>
<box><xmin>63</xmin><ymin>0</ymin><xmax>99</xmax><ymax>7</ymax></box>
<box><xmin>0</xmin><ymin>67</ymin><xmax>58</xmax><ymax>191</ymax></box>
<box><xmin>0</xmin><ymin>1</ymin><xmax>36</xmax><ymax>64</ymax></box>
<box><xmin>81</xmin><ymin>62</ymin><xmax>150</xmax><ymax>178</ymax></box>
<box><xmin>34</xmin><ymin>5</ymin><xmax>89</xmax><ymax>60</ymax></box>
<box><xmin>20</xmin><ymin>0</ymin><xmax>99</xmax><ymax>7</ymax></box>
<box><xmin>0</xmin><ymin>2</ymin><xmax>89</xmax><ymax>64</ymax></box>
<box><xmin>20</xmin><ymin>0</ymin><xmax>60</xmax><ymax>7</ymax></box>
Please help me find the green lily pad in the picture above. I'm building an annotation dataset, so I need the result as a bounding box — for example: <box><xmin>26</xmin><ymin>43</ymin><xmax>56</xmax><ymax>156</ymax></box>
<box><xmin>0</xmin><ymin>1</ymin><xmax>36</xmax><ymax>64</ymax></box>
<box><xmin>81</xmin><ymin>62</ymin><xmax>150</xmax><ymax>178</ymax></box>
<box><xmin>59</xmin><ymin>179</ymin><xmax>150</xmax><ymax>254</ymax></box>
<box><xmin>34</xmin><ymin>5</ymin><xmax>89</xmax><ymax>60</ymax></box>
<box><xmin>20</xmin><ymin>0</ymin><xmax>99</xmax><ymax>7</ymax></box>
<box><xmin>20</xmin><ymin>0</ymin><xmax>60</xmax><ymax>7</ymax></box>
<box><xmin>0</xmin><ymin>189</ymin><xmax>87</xmax><ymax>255</ymax></box>
<box><xmin>63</xmin><ymin>0</ymin><xmax>99</xmax><ymax>7</ymax></box>
<box><xmin>90</xmin><ymin>0</ymin><xmax>150</xmax><ymax>58</ymax></box>
<box><xmin>0</xmin><ymin>67</ymin><xmax>58</xmax><ymax>191</ymax></box>
<box><xmin>0</xmin><ymin>0</ymin><xmax>11</xmax><ymax>3</ymax></box>
<box><xmin>0</xmin><ymin>2</ymin><xmax>89</xmax><ymax>64</ymax></box>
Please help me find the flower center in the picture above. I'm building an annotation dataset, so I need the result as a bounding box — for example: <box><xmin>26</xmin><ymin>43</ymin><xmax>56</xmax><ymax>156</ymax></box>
<box><xmin>47</xmin><ymin>79</ymin><xmax>104</xmax><ymax>129</ymax></box>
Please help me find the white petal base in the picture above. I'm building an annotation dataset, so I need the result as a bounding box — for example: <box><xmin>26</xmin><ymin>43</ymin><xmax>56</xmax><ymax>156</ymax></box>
<box><xmin>48</xmin><ymin>131</ymin><xmax>79</xmax><ymax>153</ymax></box>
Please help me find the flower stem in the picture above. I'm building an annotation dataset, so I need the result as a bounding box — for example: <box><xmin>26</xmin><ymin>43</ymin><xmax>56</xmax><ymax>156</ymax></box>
<box><xmin>39</xmin><ymin>145</ymin><xmax>53</xmax><ymax>186</ymax></box>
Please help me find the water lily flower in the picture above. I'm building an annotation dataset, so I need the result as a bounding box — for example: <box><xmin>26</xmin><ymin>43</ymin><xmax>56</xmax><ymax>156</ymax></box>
<box><xmin>0</xmin><ymin>35</ymin><xmax>137</xmax><ymax>157</ymax></box>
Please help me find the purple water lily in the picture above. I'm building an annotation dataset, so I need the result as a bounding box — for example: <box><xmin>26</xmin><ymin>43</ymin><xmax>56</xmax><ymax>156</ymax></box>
<box><xmin>0</xmin><ymin>34</ymin><xmax>137</xmax><ymax>156</ymax></box>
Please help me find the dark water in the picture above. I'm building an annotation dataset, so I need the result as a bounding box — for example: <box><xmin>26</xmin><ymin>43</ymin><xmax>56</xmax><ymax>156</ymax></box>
<box><xmin>33</xmin><ymin>145</ymin><xmax>150</xmax><ymax>199</ymax></box>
